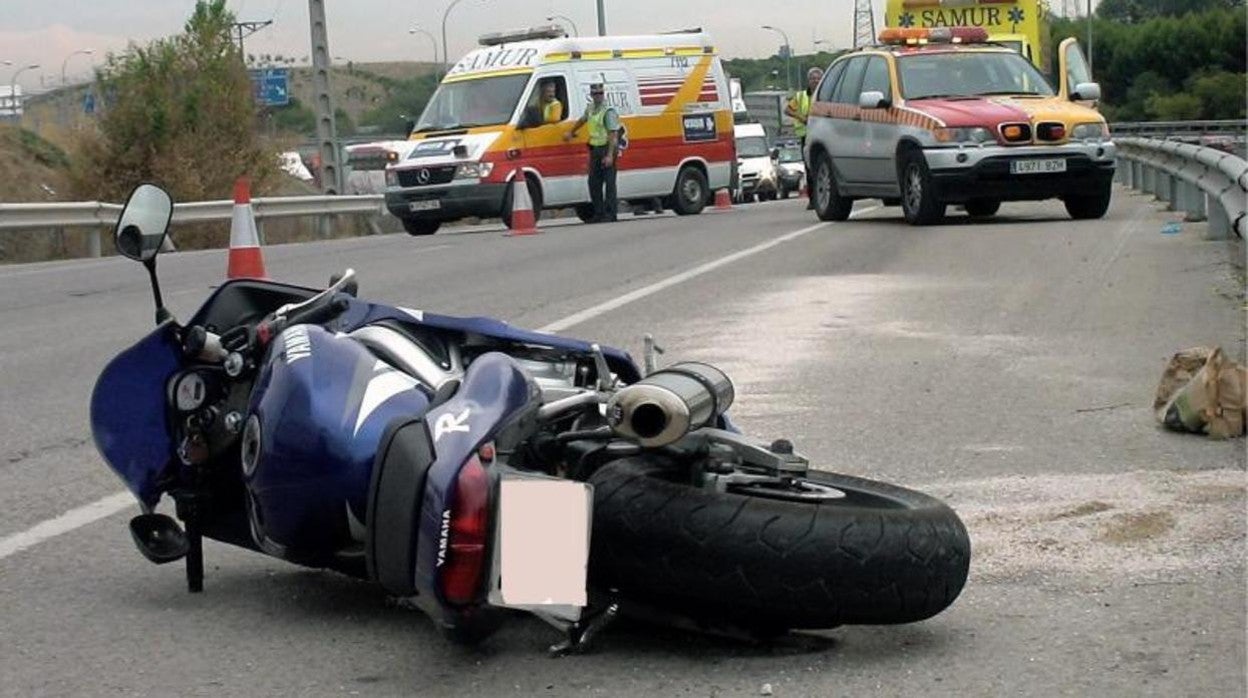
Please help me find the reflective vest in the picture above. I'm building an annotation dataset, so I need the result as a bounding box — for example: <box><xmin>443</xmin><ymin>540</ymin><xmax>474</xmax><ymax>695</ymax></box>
<box><xmin>587</xmin><ymin>105</ymin><xmax>612</xmax><ymax>146</ymax></box>
<box><xmin>791</xmin><ymin>90</ymin><xmax>812</xmax><ymax>137</ymax></box>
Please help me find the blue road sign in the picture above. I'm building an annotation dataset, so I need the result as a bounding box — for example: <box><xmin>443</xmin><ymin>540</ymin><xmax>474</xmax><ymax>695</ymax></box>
<box><xmin>249</xmin><ymin>68</ymin><xmax>290</xmax><ymax>107</ymax></box>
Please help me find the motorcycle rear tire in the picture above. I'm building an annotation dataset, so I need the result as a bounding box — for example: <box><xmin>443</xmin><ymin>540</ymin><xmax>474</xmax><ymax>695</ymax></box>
<box><xmin>587</xmin><ymin>458</ymin><xmax>970</xmax><ymax>631</ymax></box>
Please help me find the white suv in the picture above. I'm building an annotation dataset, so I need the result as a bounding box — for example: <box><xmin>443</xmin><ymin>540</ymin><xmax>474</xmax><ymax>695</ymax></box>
<box><xmin>804</xmin><ymin>30</ymin><xmax>1115</xmax><ymax>225</ymax></box>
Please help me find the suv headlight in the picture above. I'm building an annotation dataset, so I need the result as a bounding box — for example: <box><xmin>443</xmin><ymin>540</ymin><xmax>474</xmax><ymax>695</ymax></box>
<box><xmin>454</xmin><ymin>162</ymin><xmax>494</xmax><ymax>179</ymax></box>
<box><xmin>1071</xmin><ymin>122</ymin><xmax>1109</xmax><ymax>141</ymax></box>
<box><xmin>934</xmin><ymin>127</ymin><xmax>995</xmax><ymax>145</ymax></box>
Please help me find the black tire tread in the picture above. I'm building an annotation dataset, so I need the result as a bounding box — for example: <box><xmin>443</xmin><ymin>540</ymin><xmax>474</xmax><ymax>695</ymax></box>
<box><xmin>587</xmin><ymin>459</ymin><xmax>971</xmax><ymax>630</ymax></box>
<box><xmin>1064</xmin><ymin>181</ymin><xmax>1112</xmax><ymax>220</ymax></box>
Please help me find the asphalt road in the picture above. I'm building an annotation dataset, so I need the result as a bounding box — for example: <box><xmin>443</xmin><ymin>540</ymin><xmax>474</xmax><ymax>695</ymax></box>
<box><xmin>1</xmin><ymin>189</ymin><xmax>1244</xmax><ymax>697</ymax></box>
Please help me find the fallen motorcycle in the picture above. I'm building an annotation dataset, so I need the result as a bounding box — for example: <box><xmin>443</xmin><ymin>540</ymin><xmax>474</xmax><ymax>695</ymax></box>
<box><xmin>91</xmin><ymin>184</ymin><xmax>971</xmax><ymax>652</ymax></box>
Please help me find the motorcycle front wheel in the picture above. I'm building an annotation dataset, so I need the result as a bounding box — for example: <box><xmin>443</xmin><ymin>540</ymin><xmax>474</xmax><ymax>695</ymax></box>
<box><xmin>587</xmin><ymin>458</ymin><xmax>970</xmax><ymax>632</ymax></box>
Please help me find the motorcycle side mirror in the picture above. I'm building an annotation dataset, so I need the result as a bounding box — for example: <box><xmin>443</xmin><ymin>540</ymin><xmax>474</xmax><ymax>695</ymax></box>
<box><xmin>115</xmin><ymin>183</ymin><xmax>173</xmax><ymax>263</ymax></box>
<box><xmin>115</xmin><ymin>183</ymin><xmax>175</xmax><ymax>325</ymax></box>
<box><xmin>129</xmin><ymin>513</ymin><xmax>189</xmax><ymax>564</ymax></box>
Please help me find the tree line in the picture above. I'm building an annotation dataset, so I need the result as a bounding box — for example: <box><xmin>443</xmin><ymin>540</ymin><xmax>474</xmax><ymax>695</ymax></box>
<box><xmin>1051</xmin><ymin>0</ymin><xmax>1245</xmax><ymax>120</ymax></box>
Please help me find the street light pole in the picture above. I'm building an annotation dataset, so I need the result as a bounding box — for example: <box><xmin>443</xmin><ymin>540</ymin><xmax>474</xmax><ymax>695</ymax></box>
<box><xmin>1086</xmin><ymin>0</ymin><xmax>1094</xmax><ymax>75</ymax></box>
<box><xmin>441</xmin><ymin>0</ymin><xmax>468</xmax><ymax>73</ymax></box>
<box><xmin>408</xmin><ymin>28</ymin><xmax>439</xmax><ymax>71</ymax></box>
<box><xmin>62</xmin><ymin>49</ymin><xmax>94</xmax><ymax>86</ymax></box>
<box><xmin>761</xmin><ymin>25</ymin><xmax>792</xmax><ymax>93</ymax></box>
<box><xmin>9</xmin><ymin>63</ymin><xmax>40</xmax><ymax>121</ymax></box>
<box><xmin>545</xmin><ymin>14</ymin><xmax>579</xmax><ymax>36</ymax></box>
<box><xmin>596</xmin><ymin>0</ymin><xmax>607</xmax><ymax>36</ymax></box>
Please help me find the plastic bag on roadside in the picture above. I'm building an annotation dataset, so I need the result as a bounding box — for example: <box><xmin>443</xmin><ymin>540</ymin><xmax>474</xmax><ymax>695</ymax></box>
<box><xmin>1153</xmin><ymin>346</ymin><xmax>1247</xmax><ymax>439</ymax></box>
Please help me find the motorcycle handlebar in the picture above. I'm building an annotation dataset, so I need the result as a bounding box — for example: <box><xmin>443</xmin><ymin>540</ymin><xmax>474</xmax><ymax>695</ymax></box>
<box><xmin>256</xmin><ymin>295</ymin><xmax>350</xmax><ymax>346</ymax></box>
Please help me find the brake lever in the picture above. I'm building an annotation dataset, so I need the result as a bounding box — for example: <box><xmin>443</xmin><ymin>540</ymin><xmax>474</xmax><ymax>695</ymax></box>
<box><xmin>273</xmin><ymin>268</ymin><xmax>356</xmax><ymax>319</ymax></box>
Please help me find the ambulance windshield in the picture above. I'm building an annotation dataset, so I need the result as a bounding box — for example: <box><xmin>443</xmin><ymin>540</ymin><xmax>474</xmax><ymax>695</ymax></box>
<box><xmin>414</xmin><ymin>73</ymin><xmax>531</xmax><ymax>132</ymax></box>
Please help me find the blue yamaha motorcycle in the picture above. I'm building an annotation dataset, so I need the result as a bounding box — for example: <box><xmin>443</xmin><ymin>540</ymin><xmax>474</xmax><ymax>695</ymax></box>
<box><xmin>92</xmin><ymin>184</ymin><xmax>971</xmax><ymax>652</ymax></box>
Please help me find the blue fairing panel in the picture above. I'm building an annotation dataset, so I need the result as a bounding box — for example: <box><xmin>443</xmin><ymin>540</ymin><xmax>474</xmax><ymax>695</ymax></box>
<box><xmin>90</xmin><ymin>323</ymin><xmax>181</xmax><ymax>508</ymax></box>
<box><xmin>245</xmin><ymin>325</ymin><xmax>432</xmax><ymax>560</ymax></box>
<box><xmin>412</xmin><ymin>352</ymin><xmax>541</xmax><ymax>607</ymax></box>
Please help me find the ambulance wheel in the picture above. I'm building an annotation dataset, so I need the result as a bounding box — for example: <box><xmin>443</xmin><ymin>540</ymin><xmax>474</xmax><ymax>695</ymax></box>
<box><xmin>501</xmin><ymin>176</ymin><xmax>543</xmax><ymax>229</ymax></box>
<box><xmin>672</xmin><ymin>166</ymin><xmax>709</xmax><ymax>216</ymax></box>
<box><xmin>402</xmin><ymin>219</ymin><xmax>440</xmax><ymax>236</ymax></box>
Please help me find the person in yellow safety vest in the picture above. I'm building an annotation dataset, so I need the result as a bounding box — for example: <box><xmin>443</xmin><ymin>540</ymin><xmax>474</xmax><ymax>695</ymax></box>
<box><xmin>786</xmin><ymin>67</ymin><xmax>823</xmax><ymax>209</ymax></box>
<box><xmin>540</xmin><ymin>80</ymin><xmax>564</xmax><ymax>124</ymax></box>
<box><xmin>563</xmin><ymin>82</ymin><xmax>622</xmax><ymax>223</ymax></box>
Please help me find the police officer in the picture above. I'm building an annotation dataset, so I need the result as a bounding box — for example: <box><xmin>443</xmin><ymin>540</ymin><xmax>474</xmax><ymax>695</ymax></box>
<box><xmin>786</xmin><ymin>67</ymin><xmax>823</xmax><ymax>209</ymax></box>
<box><xmin>564</xmin><ymin>82</ymin><xmax>621</xmax><ymax>223</ymax></box>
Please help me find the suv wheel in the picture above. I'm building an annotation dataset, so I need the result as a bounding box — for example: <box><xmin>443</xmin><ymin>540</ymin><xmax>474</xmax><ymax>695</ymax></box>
<box><xmin>813</xmin><ymin>153</ymin><xmax>852</xmax><ymax>222</ymax></box>
<box><xmin>899</xmin><ymin>151</ymin><xmax>946</xmax><ymax>225</ymax></box>
<box><xmin>1063</xmin><ymin>180</ymin><xmax>1112</xmax><ymax>220</ymax></box>
<box><xmin>965</xmin><ymin>199</ymin><xmax>1001</xmax><ymax>217</ymax></box>
<box><xmin>402</xmin><ymin>219</ymin><xmax>441</xmax><ymax>236</ymax></box>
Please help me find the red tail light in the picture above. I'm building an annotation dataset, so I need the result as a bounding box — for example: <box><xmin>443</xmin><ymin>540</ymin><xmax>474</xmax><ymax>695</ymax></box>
<box><xmin>438</xmin><ymin>454</ymin><xmax>491</xmax><ymax>605</ymax></box>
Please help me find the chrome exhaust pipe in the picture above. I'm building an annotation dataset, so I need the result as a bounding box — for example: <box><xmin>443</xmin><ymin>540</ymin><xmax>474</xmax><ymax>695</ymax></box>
<box><xmin>606</xmin><ymin>362</ymin><xmax>734</xmax><ymax>448</ymax></box>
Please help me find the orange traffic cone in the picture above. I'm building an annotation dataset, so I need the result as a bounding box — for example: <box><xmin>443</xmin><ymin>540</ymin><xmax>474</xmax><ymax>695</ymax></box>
<box><xmin>226</xmin><ymin>177</ymin><xmax>268</xmax><ymax>279</ymax></box>
<box><xmin>710</xmin><ymin>188</ymin><xmax>733</xmax><ymax>212</ymax></box>
<box><xmin>503</xmin><ymin>170</ymin><xmax>539</xmax><ymax>237</ymax></box>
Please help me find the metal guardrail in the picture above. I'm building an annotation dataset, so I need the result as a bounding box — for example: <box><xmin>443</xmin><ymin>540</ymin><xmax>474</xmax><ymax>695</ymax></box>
<box><xmin>1110</xmin><ymin>120</ymin><xmax>1247</xmax><ymax>138</ymax></box>
<box><xmin>1114</xmin><ymin>136</ymin><xmax>1247</xmax><ymax>239</ymax></box>
<box><xmin>0</xmin><ymin>194</ymin><xmax>386</xmax><ymax>258</ymax></box>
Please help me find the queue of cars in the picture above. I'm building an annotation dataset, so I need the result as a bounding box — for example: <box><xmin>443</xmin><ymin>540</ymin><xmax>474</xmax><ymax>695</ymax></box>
<box><xmin>371</xmin><ymin>24</ymin><xmax>1113</xmax><ymax>233</ymax></box>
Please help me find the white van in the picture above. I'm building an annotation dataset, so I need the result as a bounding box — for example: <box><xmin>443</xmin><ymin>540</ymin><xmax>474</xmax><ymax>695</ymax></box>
<box><xmin>384</xmin><ymin>26</ymin><xmax>738</xmax><ymax>234</ymax></box>
<box><xmin>733</xmin><ymin>122</ymin><xmax>778</xmax><ymax>203</ymax></box>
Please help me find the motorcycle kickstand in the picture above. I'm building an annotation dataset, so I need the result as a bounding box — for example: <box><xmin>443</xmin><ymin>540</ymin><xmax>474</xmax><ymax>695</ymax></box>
<box><xmin>185</xmin><ymin>522</ymin><xmax>203</xmax><ymax>593</ymax></box>
<box><xmin>548</xmin><ymin>603</ymin><xmax>619</xmax><ymax>657</ymax></box>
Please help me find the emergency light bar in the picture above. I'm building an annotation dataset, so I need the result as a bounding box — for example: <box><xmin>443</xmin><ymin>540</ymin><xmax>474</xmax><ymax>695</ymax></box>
<box><xmin>479</xmin><ymin>25</ymin><xmax>567</xmax><ymax>46</ymax></box>
<box><xmin>901</xmin><ymin>0</ymin><xmax>1015</xmax><ymax>7</ymax></box>
<box><xmin>878</xmin><ymin>26</ymin><xmax>990</xmax><ymax>44</ymax></box>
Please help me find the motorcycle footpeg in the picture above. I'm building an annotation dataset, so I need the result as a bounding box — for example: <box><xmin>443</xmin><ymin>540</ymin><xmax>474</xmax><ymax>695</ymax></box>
<box><xmin>128</xmin><ymin>513</ymin><xmax>189</xmax><ymax>564</ymax></box>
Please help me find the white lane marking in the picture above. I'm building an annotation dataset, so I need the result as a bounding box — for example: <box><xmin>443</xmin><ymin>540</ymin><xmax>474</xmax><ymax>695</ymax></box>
<box><xmin>538</xmin><ymin>206</ymin><xmax>881</xmax><ymax>333</ymax></box>
<box><xmin>0</xmin><ymin>209</ymin><xmax>877</xmax><ymax>561</ymax></box>
<box><xmin>0</xmin><ymin>258</ymin><xmax>126</xmax><ymax>280</ymax></box>
<box><xmin>0</xmin><ymin>492</ymin><xmax>136</xmax><ymax>560</ymax></box>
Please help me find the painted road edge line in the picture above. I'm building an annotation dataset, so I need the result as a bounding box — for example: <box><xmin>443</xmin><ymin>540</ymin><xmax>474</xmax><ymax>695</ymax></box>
<box><xmin>0</xmin><ymin>209</ymin><xmax>876</xmax><ymax>562</ymax></box>
<box><xmin>0</xmin><ymin>492</ymin><xmax>137</xmax><ymax>560</ymax></box>
<box><xmin>540</xmin><ymin>206</ymin><xmax>881</xmax><ymax>333</ymax></box>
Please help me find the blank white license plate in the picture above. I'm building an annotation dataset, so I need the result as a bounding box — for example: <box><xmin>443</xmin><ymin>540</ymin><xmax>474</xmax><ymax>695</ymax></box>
<box><xmin>1010</xmin><ymin>158</ymin><xmax>1067</xmax><ymax>175</ymax></box>
<box><xmin>408</xmin><ymin>199</ymin><xmax>441</xmax><ymax>212</ymax></box>
<box><xmin>494</xmin><ymin>478</ymin><xmax>591</xmax><ymax>607</ymax></box>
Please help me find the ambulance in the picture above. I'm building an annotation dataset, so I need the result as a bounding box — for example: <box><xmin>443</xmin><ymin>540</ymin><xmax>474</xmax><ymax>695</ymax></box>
<box><xmin>384</xmin><ymin>26</ymin><xmax>736</xmax><ymax>235</ymax></box>
<box><xmin>883</xmin><ymin>0</ymin><xmax>1053</xmax><ymax>74</ymax></box>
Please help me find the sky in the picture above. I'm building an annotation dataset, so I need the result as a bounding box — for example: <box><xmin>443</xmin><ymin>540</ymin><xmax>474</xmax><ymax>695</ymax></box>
<box><xmin>0</xmin><ymin>0</ymin><xmax>881</xmax><ymax>92</ymax></box>
<box><xmin>1</xmin><ymin>0</ymin><xmax>1096</xmax><ymax>92</ymax></box>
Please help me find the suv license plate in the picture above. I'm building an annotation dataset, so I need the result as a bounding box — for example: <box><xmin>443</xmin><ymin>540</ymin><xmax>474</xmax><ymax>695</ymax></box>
<box><xmin>408</xmin><ymin>199</ymin><xmax>441</xmax><ymax>212</ymax></box>
<box><xmin>1010</xmin><ymin>158</ymin><xmax>1067</xmax><ymax>175</ymax></box>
